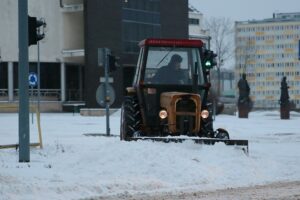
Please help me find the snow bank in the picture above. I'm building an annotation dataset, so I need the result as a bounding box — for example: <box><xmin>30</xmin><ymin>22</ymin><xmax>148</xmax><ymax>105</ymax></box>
<box><xmin>0</xmin><ymin>111</ymin><xmax>300</xmax><ymax>199</ymax></box>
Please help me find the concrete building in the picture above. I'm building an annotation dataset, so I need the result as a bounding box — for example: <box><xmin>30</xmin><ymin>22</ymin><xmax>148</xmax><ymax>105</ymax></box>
<box><xmin>188</xmin><ymin>4</ymin><xmax>210</xmax><ymax>45</ymax></box>
<box><xmin>235</xmin><ymin>12</ymin><xmax>300</xmax><ymax>109</ymax></box>
<box><xmin>0</xmin><ymin>0</ymin><xmax>84</xmax><ymax>111</ymax></box>
<box><xmin>188</xmin><ymin>5</ymin><xmax>235</xmax><ymax>98</ymax></box>
<box><xmin>0</xmin><ymin>0</ymin><xmax>188</xmax><ymax>111</ymax></box>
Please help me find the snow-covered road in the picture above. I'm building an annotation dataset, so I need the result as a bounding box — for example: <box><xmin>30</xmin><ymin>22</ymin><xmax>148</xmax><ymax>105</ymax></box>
<box><xmin>87</xmin><ymin>181</ymin><xmax>300</xmax><ymax>200</ymax></box>
<box><xmin>0</xmin><ymin>111</ymin><xmax>300</xmax><ymax>200</ymax></box>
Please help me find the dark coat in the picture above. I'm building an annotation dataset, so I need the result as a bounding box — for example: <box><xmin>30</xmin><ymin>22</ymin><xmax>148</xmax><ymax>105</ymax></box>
<box><xmin>152</xmin><ymin>65</ymin><xmax>185</xmax><ymax>84</ymax></box>
<box><xmin>237</xmin><ymin>77</ymin><xmax>250</xmax><ymax>103</ymax></box>
<box><xmin>280</xmin><ymin>78</ymin><xmax>289</xmax><ymax>105</ymax></box>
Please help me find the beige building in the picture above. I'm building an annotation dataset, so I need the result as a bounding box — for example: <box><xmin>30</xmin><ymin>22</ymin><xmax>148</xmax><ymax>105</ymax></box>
<box><xmin>0</xmin><ymin>0</ymin><xmax>85</xmax><ymax>111</ymax></box>
<box><xmin>235</xmin><ymin>12</ymin><xmax>300</xmax><ymax>109</ymax></box>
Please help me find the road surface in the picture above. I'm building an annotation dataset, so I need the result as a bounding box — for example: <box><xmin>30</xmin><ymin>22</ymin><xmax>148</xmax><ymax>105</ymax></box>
<box><xmin>86</xmin><ymin>181</ymin><xmax>300</xmax><ymax>200</ymax></box>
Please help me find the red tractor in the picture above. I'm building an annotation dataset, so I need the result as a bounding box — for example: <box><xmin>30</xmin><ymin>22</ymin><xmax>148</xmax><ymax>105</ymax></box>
<box><xmin>120</xmin><ymin>38</ymin><xmax>248</xmax><ymax>153</ymax></box>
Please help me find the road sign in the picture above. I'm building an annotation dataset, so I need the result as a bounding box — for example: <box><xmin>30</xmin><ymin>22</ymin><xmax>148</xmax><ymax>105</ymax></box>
<box><xmin>96</xmin><ymin>83</ymin><xmax>116</xmax><ymax>107</ymax></box>
<box><xmin>28</xmin><ymin>72</ymin><xmax>38</xmax><ymax>87</ymax></box>
<box><xmin>100</xmin><ymin>77</ymin><xmax>114</xmax><ymax>83</ymax></box>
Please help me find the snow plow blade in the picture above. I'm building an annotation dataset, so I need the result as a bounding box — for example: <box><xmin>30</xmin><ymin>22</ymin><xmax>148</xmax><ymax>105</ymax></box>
<box><xmin>128</xmin><ymin>137</ymin><xmax>249</xmax><ymax>155</ymax></box>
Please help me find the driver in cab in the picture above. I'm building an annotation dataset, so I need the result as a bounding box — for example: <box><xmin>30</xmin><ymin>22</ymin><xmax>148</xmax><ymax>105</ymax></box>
<box><xmin>152</xmin><ymin>54</ymin><xmax>186</xmax><ymax>84</ymax></box>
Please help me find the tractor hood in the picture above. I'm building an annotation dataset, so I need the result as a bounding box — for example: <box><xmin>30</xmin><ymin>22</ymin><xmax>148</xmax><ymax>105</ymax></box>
<box><xmin>160</xmin><ymin>92</ymin><xmax>201</xmax><ymax>134</ymax></box>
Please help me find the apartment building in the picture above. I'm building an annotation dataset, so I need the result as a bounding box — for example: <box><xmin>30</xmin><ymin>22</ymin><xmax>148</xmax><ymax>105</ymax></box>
<box><xmin>235</xmin><ymin>12</ymin><xmax>300</xmax><ymax>109</ymax></box>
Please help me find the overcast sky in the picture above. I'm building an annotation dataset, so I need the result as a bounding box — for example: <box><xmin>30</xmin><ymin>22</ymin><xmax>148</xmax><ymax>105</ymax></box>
<box><xmin>189</xmin><ymin>0</ymin><xmax>300</xmax><ymax>21</ymax></box>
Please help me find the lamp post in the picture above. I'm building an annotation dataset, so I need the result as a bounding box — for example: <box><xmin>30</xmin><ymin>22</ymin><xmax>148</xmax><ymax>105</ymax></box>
<box><xmin>217</xmin><ymin>59</ymin><xmax>223</xmax><ymax>97</ymax></box>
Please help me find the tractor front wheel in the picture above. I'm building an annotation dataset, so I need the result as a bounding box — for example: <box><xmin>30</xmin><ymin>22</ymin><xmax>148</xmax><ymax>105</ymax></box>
<box><xmin>120</xmin><ymin>96</ymin><xmax>141</xmax><ymax>141</ymax></box>
<box><xmin>215</xmin><ymin>128</ymin><xmax>230</xmax><ymax>140</ymax></box>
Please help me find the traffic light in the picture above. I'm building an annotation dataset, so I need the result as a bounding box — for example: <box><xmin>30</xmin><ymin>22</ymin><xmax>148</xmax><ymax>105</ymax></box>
<box><xmin>108</xmin><ymin>55</ymin><xmax>120</xmax><ymax>73</ymax></box>
<box><xmin>203</xmin><ymin>50</ymin><xmax>217</xmax><ymax>69</ymax></box>
<box><xmin>28</xmin><ymin>16</ymin><xmax>46</xmax><ymax>46</ymax></box>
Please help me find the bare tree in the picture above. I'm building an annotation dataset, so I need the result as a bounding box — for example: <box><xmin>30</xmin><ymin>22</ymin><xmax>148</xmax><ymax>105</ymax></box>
<box><xmin>205</xmin><ymin>17</ymin><xmax>234</xmax><ymax>66</ymax></box>
<box><xmin>205</xmin><ymin>17</ymin><xmax>234</xmax><ymax>96</ymax></box>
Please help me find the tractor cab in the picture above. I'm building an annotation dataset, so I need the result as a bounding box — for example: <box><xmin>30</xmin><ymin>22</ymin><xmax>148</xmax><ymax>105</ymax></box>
<box><xmin>134</xmin><ymin>39</ymin><xmax>213</xmax><ymax>87</ymax></box>
<box><xmin>122</xmin><ymin>38</ymin><xmax>219</xmax><ymax>138</ymax></box>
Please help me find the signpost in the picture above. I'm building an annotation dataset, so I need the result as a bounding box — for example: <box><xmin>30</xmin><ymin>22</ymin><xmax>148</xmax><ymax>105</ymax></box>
<box><xmin>28</xmin><ymin>72</ymin><xmax>38</xmax><ymax>87</ymax></box>
<box><xmin>29</xmin><ymin>72</ymin><xmax>38</xmax><ymax>124</ymax></box>
<box><xmin>97</xmin><ymin>48</ymin><xmax>116</xmax><ymax>136</ymax></box>
<box><xmin>96</xmin><ymin>83</ymin><xmax>115</xmax><ymax>107</ymax></box>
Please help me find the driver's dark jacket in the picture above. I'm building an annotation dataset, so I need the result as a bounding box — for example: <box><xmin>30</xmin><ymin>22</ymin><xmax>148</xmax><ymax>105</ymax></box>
<box><xmin>152</xmin><ymin>65</ymin><xmax>185</xmax><ymax>84</ymax></box>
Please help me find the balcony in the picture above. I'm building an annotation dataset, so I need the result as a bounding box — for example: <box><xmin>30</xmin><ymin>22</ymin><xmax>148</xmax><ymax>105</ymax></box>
<box><xmin>60</xmin><ymin>0</ymin><xmax>83</xmax><ymax>13</ymax></box>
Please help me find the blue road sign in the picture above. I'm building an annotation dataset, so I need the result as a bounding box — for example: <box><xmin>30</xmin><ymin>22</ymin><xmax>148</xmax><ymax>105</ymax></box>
<box><xmin>28</xmin><ymin>72</ymin><xmax>38</xmax><ymax>87</ymax></box>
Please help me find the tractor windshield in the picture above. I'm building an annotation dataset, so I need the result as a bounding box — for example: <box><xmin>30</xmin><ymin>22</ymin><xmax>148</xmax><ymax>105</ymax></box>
<box><xmin>144</xmin><ymin>47</ymin><xmax>205</xmax><ymax>85</ymax></box>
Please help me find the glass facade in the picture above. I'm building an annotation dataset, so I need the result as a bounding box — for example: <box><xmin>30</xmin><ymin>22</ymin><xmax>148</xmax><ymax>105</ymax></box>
<box><xmin>122</xmin><ymin>0</ymin><xmax>161</xmax><ymax>53</ymax></box>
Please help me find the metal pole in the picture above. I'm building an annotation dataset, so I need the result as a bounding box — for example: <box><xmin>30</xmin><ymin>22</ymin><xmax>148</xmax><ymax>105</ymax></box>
<box><xmin>18</xmin><ymin>0</ymin><xmax>30</xmax><ymax>162</ymax></box>
<box><xmin>217</xmin><ymin>64</ymin><xmax>221</xmax><ymax>97</ymax></box>
<box><xmin>60</xmin><ymin>62</ymin><xmax>66</xmax><ymax>102</ymax></box>
<box><xmin>37</xmin><ymin>41</ymin><xmax>41</xmax><ymax>112</ymax></box>
<box><xmin>31</xmin><ymin>86</ymin><xmax>34</xmax><ymax>124</ymax></box>
<box><xmin>8</xmin><ymin>62</ymin><xmax>14</xmax><ymax>102</ymax></box>
<box><xmin>105</xmin><ymin>52</ymin><xmax>110</xmax><ymax>136</ymax></box>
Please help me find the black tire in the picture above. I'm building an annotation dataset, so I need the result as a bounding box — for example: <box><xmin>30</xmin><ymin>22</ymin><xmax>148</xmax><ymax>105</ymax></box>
<box><xmin>201</xmin><ymin>116</ymin><xmax>214</xmax><ymax>138</ymax></box>
<box><xmin>215</xmin><ymin>128</ymin><xmax>230</xmax><ymax>140</ymax></box>
<box><xmin>120</xmin><ymin>96</ymin><xmax>141</xmax><ymax>141</ymax></box>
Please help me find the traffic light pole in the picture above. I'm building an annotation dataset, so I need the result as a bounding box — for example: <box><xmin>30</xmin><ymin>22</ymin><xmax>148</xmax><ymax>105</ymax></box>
<box><xmin>18</xmin><ymin>0</ymin><xmax>30</xmax><ymax>162</ymax></box>
<box><xmin>105</xmin><ymin>53</ymin><xmax>110</xmax><ymax>136</ymax></box>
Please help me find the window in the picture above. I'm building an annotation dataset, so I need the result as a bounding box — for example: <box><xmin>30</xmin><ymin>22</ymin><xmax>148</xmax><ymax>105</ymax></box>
<box><xmin>122</xmin><ymin>0</ymin><xmax>161</xmax><ymax>53</ymax></box>
<box><xmin>144</xmin><ymin>47</ymin><xmax>205</xmax><ymax>85</ymax></box>
<box><xmin>189</xmin><ymin>18</ymin><xmax>199</xmax><ymax>25</ymax></box>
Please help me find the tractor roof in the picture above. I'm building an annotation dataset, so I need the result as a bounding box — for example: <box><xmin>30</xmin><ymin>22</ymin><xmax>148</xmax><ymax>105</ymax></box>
<box><xmin>139</xmin><ymin>38</ymin><xmax>204</xmax><ymax>48</ymax></box>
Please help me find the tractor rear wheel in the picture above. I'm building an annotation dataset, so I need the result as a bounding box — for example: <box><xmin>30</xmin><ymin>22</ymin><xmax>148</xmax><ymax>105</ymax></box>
<box><xmin>120</xmin><ymin>96</ymin><xmax>141</xmax><ymax>141</ymax></box>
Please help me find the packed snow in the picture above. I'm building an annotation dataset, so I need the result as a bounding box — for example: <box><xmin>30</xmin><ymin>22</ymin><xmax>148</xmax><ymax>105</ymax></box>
<box><xmin>0</xmin><ymin>110</ymin><xmax>300</xmax><ymax>200</ymax></box>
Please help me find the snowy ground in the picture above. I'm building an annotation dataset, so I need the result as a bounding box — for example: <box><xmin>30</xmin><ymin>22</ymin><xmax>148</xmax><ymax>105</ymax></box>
<box><xmin>0</xmin><ymin>110</ymin><xmax>300</xmax><ymax>200</ymax></box>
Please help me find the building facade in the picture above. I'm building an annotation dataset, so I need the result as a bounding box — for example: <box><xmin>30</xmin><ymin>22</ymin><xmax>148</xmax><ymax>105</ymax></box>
<box><xmin>0</xmin><ymin>0</ymin><xmax>188</xmax><ymax>110</ymax></box>
<box><xmin>188</xmin><ymin>4</ymin><xmax>210</xmax><ymax>45</ymax></box>
<box><xmin>188</xmin><ymin>5</ymin><xmax>235</xmax><ymax>98</ymax></box>
<box><xmin>235</xmin><ymin>12</ymin><xmax>300</xmax><ymax>109</ymax></box>
<box><xmin>84</xmin><ymin>0</ymin><xmax>188</xmax><ymax>107</ymax></box>
<box><xmin>0</xmin><ymin>0</ymin><xmax>84</xmax><ymax>111</ymax></box>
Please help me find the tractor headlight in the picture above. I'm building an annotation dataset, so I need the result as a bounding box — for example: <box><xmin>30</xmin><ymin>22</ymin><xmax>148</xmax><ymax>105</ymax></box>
<box><xmin>201</xmin><ymin>110</ymin><xmax>209</xmax><ymax>119</ymax></box>
<box><xmin>159</xmin><ymin>110</ymin><xmax>168</xmax><ymax>119</ymax></box>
